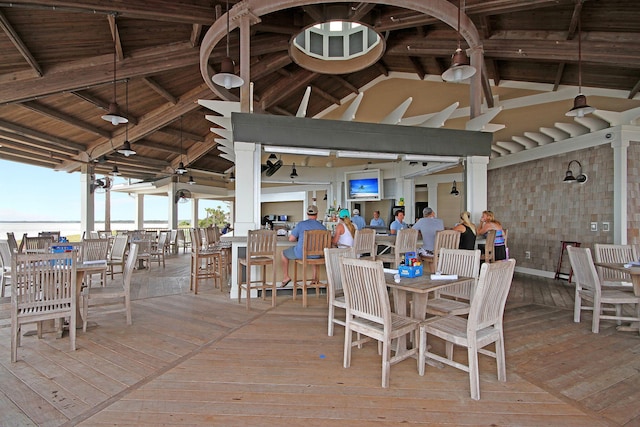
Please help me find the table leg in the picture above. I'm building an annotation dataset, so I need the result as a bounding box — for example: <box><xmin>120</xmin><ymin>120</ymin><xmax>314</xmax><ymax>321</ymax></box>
<box><xmin>617</xmin><ymin>274</ymin><xmax>640</xmax><ymax>334</ymax></box>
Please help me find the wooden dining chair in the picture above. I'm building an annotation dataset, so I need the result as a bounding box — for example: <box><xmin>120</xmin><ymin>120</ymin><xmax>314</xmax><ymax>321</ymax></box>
<box><xmin>352</xmin><ymin>228</ymin><xmax>376</xmax><ymax>260</ymax></box>
<box><xmin>0</xmin><ymin>240</ymin><xmax>12</xmax><ymax>298</ymax></box>
<box><xmin>149</xmin><ymin>231</ymin><xmax>168</xmax><ymax>268</ymax></box>
<box><xmin>82</xmin><ymin>238</ymin><xmax>109</xmax><ymax>287</ymax></box>
<box><xmin>11</xmin><ymin>251</ymin><xmax>78</xmax><ymax>362</ymax></box>
<box><xmin>479</xmin><ymin>230</ymin><xmax>496</xmax><ymax>264</ymax></box>
<box><xmin>107</xmin><ymin>234</ymin><xmax>129</xmax><ymax>279</ymax></box>
<box><xmin>189</xmin><ymin>228</ymin><xmax>222</xmax><ymax>294</ymax></box>
<box><xmin>82</xmin><ymin>243</ymin><xmax>139</xmax><ymax>332</ymax></box>
<box><xmin>340</xmin><ymin>257</ymin><xmax>420</xmax><ymax>388</ymax></box>
<box><xmin>421</xmin><ymin>229</ymin><xmax>461</xmax><ymax>273</ymax></box>
<box><xmin>425</xmin><ymin>248</ymin><xmax>481</xmax><ymax>317</ymax></box>
<box><xmin>593</xmin><ymin>243</ymin><xmax>638</xmax><ymax>290</ymax></box>
<box><xmin>238</xmin><ymin>229</ymin><xmax>278</xmax><ymax>309</ymax></box>
<box><xmin>324</xmin><ymin>247</ymin><xmax>355</xmax><ymax>336</ymax></box>
<box><xmin>419</xmin><ymin>259</ymin><xmax>516</xmax><ymax>400</ymax></box>
<box><xmin>376</xmin><ymin>228</ymin><xmax>418</xmax><ymax>268</ymax></box>
<box><xmin>567</xmin><ymin>245</ymin><xmax>640</xmax><ymax>334</ymax></box>
<box><xmin>22</xmin><ymin>234</ymin><xmax>54</xmax><ymax>254</ymax></box>
<box><xmin>293</xmin><ymin>229</ymin><xmax>332</xmax><ymax>307</ymax></box>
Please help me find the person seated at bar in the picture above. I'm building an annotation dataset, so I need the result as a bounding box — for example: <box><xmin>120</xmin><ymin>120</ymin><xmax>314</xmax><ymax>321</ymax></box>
<box><xmin>477</xmin><ymin>210</ymin><xmax>507</xmax><ymax>260</ymax></box>
<box><xmin>369</xmin><ymin>210</ymin><xmax>385</xmax><ymax>227</ymax></box>
<box><xmin>412</xmin><ymin>207</ymin><xmax>444</xmax><ymax>256</ymax></box>
<box><xmin>332</xmin><ymin>209</ymin><xmax>356</xmax><ymax>248</ymax></box>
<box><xmin>351</xmin><ymin>208</ymin><xmax>366</xmax><ymax>230</ymax></box>
<box><xmin>280</xmin><ymin>205</ymin><xmax>326</xmax><ymax>287</ymax></box>
<box><xmin>389</xmin><ymin>210</ymin><xmax>408</xmax><ymax>235</ymax></box>
<box><xmin>452</xmin><ymin>211</ymin><xmax>477</xmax><ymax>250</ymax></box>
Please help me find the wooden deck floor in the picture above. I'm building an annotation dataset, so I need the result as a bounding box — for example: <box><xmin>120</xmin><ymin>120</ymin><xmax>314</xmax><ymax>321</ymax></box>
<box><xmin>0</xmin><ymin>254</ymin><xmax>638</xmax><ymax>426</ymax></box>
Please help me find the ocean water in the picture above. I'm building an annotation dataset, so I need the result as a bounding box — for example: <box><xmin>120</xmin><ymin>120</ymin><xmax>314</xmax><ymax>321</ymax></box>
<box><xmin>0</xmin><ymin>221</ymin><xmax>169</xmax><ymax>239</ymax></box>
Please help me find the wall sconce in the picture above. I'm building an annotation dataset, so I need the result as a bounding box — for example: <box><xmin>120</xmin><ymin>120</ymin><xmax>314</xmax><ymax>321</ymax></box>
<box><xmin>563</xmin><ymin>160</ymin><xmax>588</xmax><ymax>184</ymax></box>
<box><xmin>450</xmin><ymin>181</ymin><xmax>460</xmax><ymax>196</ymax></box>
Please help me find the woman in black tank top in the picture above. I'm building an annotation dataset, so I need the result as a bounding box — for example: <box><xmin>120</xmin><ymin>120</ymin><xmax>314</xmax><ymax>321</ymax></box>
<box><xmin>453</xmin><ymin>211</ymin><xmax>477</xmax><ymax>250</ymax></box>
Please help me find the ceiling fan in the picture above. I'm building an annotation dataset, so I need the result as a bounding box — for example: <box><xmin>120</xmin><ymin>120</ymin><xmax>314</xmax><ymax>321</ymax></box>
<box><xmin>263</xmin><ymin>157</ymin><xmax>282</xmax><ymax>177</ymax></box>
<box><xmin>174</xmin><ymin>189</ymin><xmax>192</xmax><ymax>204</ymax></box>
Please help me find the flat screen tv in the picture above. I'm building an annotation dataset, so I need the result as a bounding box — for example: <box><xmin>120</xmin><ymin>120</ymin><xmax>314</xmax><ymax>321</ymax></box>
<box><xmin>345</xmin><ymin>169</ymin><xmax>382</xmax><ymax>202</ymax></box>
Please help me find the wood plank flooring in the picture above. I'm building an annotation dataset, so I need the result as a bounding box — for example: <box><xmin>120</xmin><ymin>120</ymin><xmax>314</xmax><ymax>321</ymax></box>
<box><xmin>0</xmin><ymin>254</ymin><xmax>638</xmax><ymax>426</ymax></box>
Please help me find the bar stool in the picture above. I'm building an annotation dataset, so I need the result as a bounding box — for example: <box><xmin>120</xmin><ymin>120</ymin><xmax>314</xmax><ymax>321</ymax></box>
<box><xmin>293</xmin><ymin>229</ymin><xmax>332</xmax><ymax>307</ymax></box>
<box><xmin>556</xmin><ymin>241</ymin><xmax>580</xmax><ymax>281</ymax></box>
<box><xmin>189</xmin><ymin>228</ymin><xmax>222</xmax><ymax>294</ymax></box>
<box><xmin>238</xmin><ymin>229</ymin><xmax>277</xmax><ymax>310</ymax></box>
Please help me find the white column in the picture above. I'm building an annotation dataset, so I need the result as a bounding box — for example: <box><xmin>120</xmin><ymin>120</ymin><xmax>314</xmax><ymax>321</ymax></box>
<box><xmin>80</xmin><ymin>164</ymin><xmax>95</xmax><ymax>235</ymax></box>
<box><xmin>466</xmin><ymin>156</ymin><xmax>489</xmax><ymax>224</ymax></box>
<box><xmin>168</xmin><ymin>181</ymin><xmax>178</xmax><ymax>229</ymax></box>
<box><xmin>612</xmin><ymin>135</ymin><xmax>629</xmax><ymax>244</ymax></box>
<box><xmin>134</xmin><ymin>194</ymin><xmax>144</xmax><ymax>230</ymax></box>
<box><xmin>402</xmin><ymin>178</ymin><xmax>415</xmax><ymax>222</ymax></box>
<box><xmin>192</xmin><ymin>198</ymin><xmax>199</xmax><ymax>228</ymax></box>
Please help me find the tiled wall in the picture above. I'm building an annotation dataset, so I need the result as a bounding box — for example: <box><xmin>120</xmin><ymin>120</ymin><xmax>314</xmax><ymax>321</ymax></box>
<box><xmin>486</xmin><ymin>144</ymin><xmax>629</xmax><ymax>274</ymax></box>
<box><xmin>628</xmin><ymin>143</ymin><xmax>640</xmax><ymax>242</ymax></box>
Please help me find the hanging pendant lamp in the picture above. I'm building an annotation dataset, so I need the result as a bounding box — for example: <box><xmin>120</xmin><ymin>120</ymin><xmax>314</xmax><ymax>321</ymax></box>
<box><xmin>442</xmin><ymin>0</ymin><xmax>476</xmax><ymax>83</ymax></box>
<box><xmin>102</xmin><ymin>15</ymin><xmax>128</xmax><ymax>125</ymax></box>
<box><xmin>175</xmin><ymin>116</ymin><xmax>188</xmax><ymax>175</ymax></box>
<box><xmin>212</xmin><ymin>0</ymin><xmax>244</xmax><ymax>89</ymax></box>
<box><xmin>566</xmin><ymin>16</ymin><xmax>595</xmax><ymax>117</ymax></box>
<box><xmin>117</xmin><ymin>80</ymin><xmax>136</xmax><ymax>156</ymax></box>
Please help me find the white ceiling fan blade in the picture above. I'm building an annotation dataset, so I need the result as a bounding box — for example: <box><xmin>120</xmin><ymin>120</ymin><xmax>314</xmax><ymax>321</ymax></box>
<box><xmin>205</xmin><ymin>115</ymin><xmax>232</xmax><ymax>130</ymax></box>
<box><xmin>198</xmin><ymin>100</ymin><xmax>240</xmax><ymax>117</ymax></box>
<box><xmin>465</xmin><ymin>106</ymin><xmax>503</xmax><ymax>131</ymax></box>
<box><xmin>416</xmin><ymin>102</ymin><xmax>459</xmax><ymax>128</ymax></box>
<box><xmin>296</xmin><ymin>86</ymin><xmax>312</xmax><ymax>117</ymax></box>
<box><xmin>339</xmin><ymin>92</ymin><xmax>363</xmax><ymax>121</ymax></box>
<box><xmin>380</xmin><ymin>97</ymin><xmax>413</xmax><ymax>125</ymax></box>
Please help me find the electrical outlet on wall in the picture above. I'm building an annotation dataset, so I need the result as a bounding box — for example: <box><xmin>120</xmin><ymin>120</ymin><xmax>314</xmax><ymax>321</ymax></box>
<box><xmin>591</xmin><ymin>222</ymin><xmax>598</xmax><ymax>232</ymax></box>
<box><xmin>602</xmin><ymin>222</ymin><xmax>610</xmax><ymax>232</ymax></box>
<box><xmin>525</xmin><ymin>251</ymin><xmax>531</xmax><ymax>259</ymax></box>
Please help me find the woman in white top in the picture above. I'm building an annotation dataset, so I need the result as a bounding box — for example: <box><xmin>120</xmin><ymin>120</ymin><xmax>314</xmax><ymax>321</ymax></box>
<box><xmin>332</xmin><ymin>209</ymin><xmax>356</xmax><ymax>248</ymax></box>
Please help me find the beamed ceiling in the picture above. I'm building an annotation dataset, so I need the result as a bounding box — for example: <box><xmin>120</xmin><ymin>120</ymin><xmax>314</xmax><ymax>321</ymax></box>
<box><xmin>0</xmin><ymin>0</ymin><xmax>639</xmax><ymax>184</ymax></box>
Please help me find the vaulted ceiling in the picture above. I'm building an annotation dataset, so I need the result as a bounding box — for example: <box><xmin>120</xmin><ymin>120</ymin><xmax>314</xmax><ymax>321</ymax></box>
<box><xmin>0</xmin><ymin>0</ymin><xmax>638</xmax><ymax>184</ymax></box>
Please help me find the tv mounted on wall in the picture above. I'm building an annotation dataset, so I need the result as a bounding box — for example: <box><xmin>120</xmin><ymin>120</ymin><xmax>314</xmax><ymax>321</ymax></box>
<box><xmin>345</xmin><ymin>169</ymin><xmax>383</xmax><ymax>202</ymax></box>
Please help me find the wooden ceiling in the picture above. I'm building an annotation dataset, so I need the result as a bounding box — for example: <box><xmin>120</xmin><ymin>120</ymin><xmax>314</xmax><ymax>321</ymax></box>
<box><xmin>0</xmin><ymin>0</ymin><xmax>638</xmax><ymax>182</ymax></box>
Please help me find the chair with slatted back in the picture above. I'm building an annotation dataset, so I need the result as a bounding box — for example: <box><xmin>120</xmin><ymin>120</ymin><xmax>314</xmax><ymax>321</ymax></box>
<box><xmin>479</xmin><ymin>230</ymin><xmax>496</xmax><ymax>264</ymax></box>
<box><xmin>593</xmin><ymin>243</ymin><xmax>637</xmax><ymax>290</ymax></box>
<box><xmin>425</xmin><ymin>248</ymin><xmax>481</xmax><ymax>317</ymax></box>
<box><xmin>293</xmin><ymin>229</ymin><xmax>332</xmax><ymax>307</ymax></box>
<box><xmin>107</xmin><ymin>234</ymin><xmax>129</xmax><ymax>279</ymax></box>
<box><xmin>149</xmin><ymin>231</ymin><xmax>168</xmax><ymax>268</ymax></box>
<box><xmin>11</xmin><ymin>251</ymin><xmax>78</xmax><ymax>362</ymax></box>
<box><xmin>419</xmin><ymin>259</ymin><xmax>516</xmax><ymax>400</ymax></box>
<box><xmin>23</xmin><ymin>235</ymin><xmax>54</xmax><ymax>254</ymax></box>
<box><xmin>352</xmin><ymin>228</ymin><xmax>376</xmax><ymax>260</ymax></box>
<box><xmin>340</xmin><ymin>257</ymin><xmax>421</xmax><ymax>388</ymax></box>
<box><xmin>421</xmin><ymin>229</ymin><xmax>461</xmax><ymax>273</ymax></box>
<box><xmin>7</xmin><ymin>232</ymin><xmax>19</xmax><ymax>254</ymax></box>
<box><xmin>324</xmin><ymin>247</ymin><xmax>355</xmax><ymax>336</ymax></box>
<box><xmin>238</xmin><ymin>229</ymin><xmax>278</xmax><ymax>309</ymax></box>
<box><xmin>82</xmin><ymin>243</ymin><xmax>138</xmax><ymax>332</ymax></box>
<box><xmin>189</xmin><ymin>228</ymin><xmax>222</xmax><ymax>294</ymax></box>
<box><xmin>0</xmin><ymin>240</ymin><xmax>12</xmax><ymax>298</ymax></box>
<box><xmin>82</xmin><ymin>238</ymin><xmax>109</xmax><ymax>287</ymax></box>
<box><xmin>376</xmin><ymin>228</ymin><xmax>418</xmax><ymax>268</ymax></box>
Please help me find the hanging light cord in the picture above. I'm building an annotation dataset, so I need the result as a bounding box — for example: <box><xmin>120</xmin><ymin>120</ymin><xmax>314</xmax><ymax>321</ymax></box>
<box><xmin>577</xmin><ymin>16</ymin><xmax>582</xmax><ymax>92</ymax></box>
<box><xmin>180</xmin><ymin>115</ymin><xmax>184</xmax><ymax>164</ymax></box>
<box><xmin>226</xmin><ymin>0</ymin><xmax>230</xmax><ymax>57</ymax></box>
<box><xmin>456</xmin><ymin>0</ymin><xmax>462</xmax><ymax>49</ymax></box>
<box><xmin>125</xmin><ymin>79</ymin><xmax>128</xmax><ymax>140</ymax></box>
<box><xmin>111</xmin><ymin>13</ymin><xmax>118</xmax><ymax>104</ymax></box>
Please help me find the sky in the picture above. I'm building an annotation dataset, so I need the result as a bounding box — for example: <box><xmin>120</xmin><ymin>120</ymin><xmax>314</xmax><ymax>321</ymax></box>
<box><xmin>0</xmin><ymin>159</ymin><xmax>227</xmax><ymax>222</ymax></box>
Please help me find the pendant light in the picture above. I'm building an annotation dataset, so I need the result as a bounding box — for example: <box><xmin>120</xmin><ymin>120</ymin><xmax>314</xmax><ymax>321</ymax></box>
<box><xmin>211</xmin><ymin>0</ymin><xmax>244</xmax><ymax>89</ymax></box>
<box><xmin>188</xmin><ymin>175</ymin><xmax>196</xmax><ymax>185</ymax></box>
<box><xmin>117</xmin><ymin>80</ymin><xmax>136</xmax><ymax>156</ymax></box>
<box><xmin>566</xmin><ymin>15</ymin><xmax>595</xmax><ymax>117</ymax></box>
<box><xmin>101</xmin><ymin>14</ymin><xmax>128</xmax><ymax>125</ymax></box>
<box><xmin>442</xmin><ymin>0</ymin><xmax>476</xmax><ymax>83</ymax></box>
<box><xmin>111</xmin><ymin>164</ymin><xmax>120</xmax><ymax>176</ymax></box>
<box><xmin>450</xmin><ymin>181</ymin><xmax>460</xmax><ymax>196</ymax></box>
<box><xmin>290</xmin><ymin>163</ymin><xmax>298</xmax><ymax>179</ymax></box>
<box><xmin>175</xmin><ymin>116</ymin><xmax>187</xmax><ymax>175</ymax></box>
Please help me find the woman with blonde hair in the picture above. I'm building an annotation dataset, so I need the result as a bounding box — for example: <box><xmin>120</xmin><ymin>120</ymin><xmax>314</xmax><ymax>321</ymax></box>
<box><xmin>453</xmin><ymin>211</ymin><xmax>477</xmax><ymax>250</ymax></box>
<box><xmin>332</xmin><ymin>209</ymin><xmax>356</xmax><ymax>248</ymax></box>
<box><xmin>477</xmin><ymin>210</ymin><xmax>507</xmax><ymax>260</ymax></box>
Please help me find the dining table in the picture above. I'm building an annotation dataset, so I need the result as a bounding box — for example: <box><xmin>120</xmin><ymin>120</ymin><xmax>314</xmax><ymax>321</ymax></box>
<box><xmin>384</xmin><ymin>271</ymin><xmax>474</xmax><ymax>361</ymax></box>
<box><xmin>593</xmin><ymin>262</ymin><xmax>640</xmax><ymax>332</ymax></box>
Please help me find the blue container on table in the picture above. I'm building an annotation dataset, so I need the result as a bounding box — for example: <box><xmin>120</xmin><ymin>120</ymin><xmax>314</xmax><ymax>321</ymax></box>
<box><xmin>398</xmin><ymin>251</ymin><xmax>423</xmax><ymax>278</ymax></box>
<box><xmin>50</xmin><ymin>245</ymin><xmax>74</xmax><ymax>266</ymax></box>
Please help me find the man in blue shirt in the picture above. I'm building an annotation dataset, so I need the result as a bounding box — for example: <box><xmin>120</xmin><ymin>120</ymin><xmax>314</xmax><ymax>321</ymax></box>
<box><xmin>351</xmin><ymin>208</ymin><xmax>366</xmax><ymax>230</ymax></box>
<box><xmin>369</xmin><ymin>210</ymin><xmax>385</xmax><ymax>227</ymax></box>
<box><xmin>389</xmin><ymin>210</ymin><xmax>408</xmax><ymax>235</ymax></box>
<box><xmin>280</xmin><ymin>205</ymin><xmax>326</xmax><ymax>287</ymax></box>
<box><xmin>412</xmin><ymin>207</ymin><xmax>444</xmax><ymax>256</ymax></box>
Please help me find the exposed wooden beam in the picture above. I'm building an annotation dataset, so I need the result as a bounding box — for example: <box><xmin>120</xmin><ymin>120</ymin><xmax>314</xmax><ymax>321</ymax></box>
<box><xmin>553</xmin><ymin>63</ymin><xmax>566</xmax><ymax>91</ymax></box>
<box><xmin>0</xmin><ymin>119</ymin><xmax>85</xmax><ymax>151</ymax></box>
<box><xmin>0</xmin><ymin>10</ymin><xmax>43</xmax><ymax>77</ymax></box>
<box><xmin>309</xmin><ymin>84</ymin><xmax>340</xmax><ymax>105</ymax></box>
<box><xmin>250</xmin><ymin>52</ymin><xmax>293</xmax><ymax>81</ymax></box>
<box><xmin>20</xmin><ymin>101</ymin><xmax>112</xmax><ymax>139</ymax></box>
<box><xmin>132</xmin><ymin>140</ymin><xmax>180</xmax><ymax>155</ymax></box>
<box><xmin>0</xmin><ymin>147</ymin><xmax>63</xmax><ymax>166</ymax></box>
<box><xmin>260</xmin><ymin>69</ymin><xmax>318</xmax><ymax>110</ymax></box>
<box><xmin>0</xmin><ymin>137</ymin><xmax>71</xmax><ymax>160</ymax></box>
<box><xmin>107</xmin><ymin>14</ymin><xmax>123</xmax><ymax>61</ymax></box>
<box><xmin>349</xmin><ymin>3</ymin><xmax>376</xmax><ymax>22</ymax></box>
<box><xmin>409</xmin><ymin>56</ymin><xmax>426</xmax><ymax>80</ymax></box>
<box><xmin>329</xmin><ymin>75</ymin><xmax>359</xmax><ymax>95</ymax></box>
<box><xmin>302</xmin><ymin>5</ymin><xmax>325</xmax><ymax>22</ymax></box>
<box><xmin>190</xmin><ymin>24</ymin><xmax>203</xmax><ymax>48</ymax></box>
<box><xmin>160</xmin><ymin>126</ymin><xmax>205</xmax><ymax>143</ymax></box>
<box><xmin>71</xmin><ymin>90</ymin><xmax>139</xmax><ymax>125</ymax></box>
<box><xmin>142</xmin><ymin>77</ymin><xmax>178</xmax><ymax>105</ymax></box>
<box><xmin>0</xmin><ymin>129</ymin><xmax>78</xmax><ymax>156</ymax></box>
<box><xmin>629</xmin><ymin>79</ymin><xmax>640</xmax><ymax>100</ymax></box>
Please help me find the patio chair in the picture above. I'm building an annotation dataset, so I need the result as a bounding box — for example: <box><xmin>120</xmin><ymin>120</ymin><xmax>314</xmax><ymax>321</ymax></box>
<box><xmin>167</xmin><ymin>229</ymin><xmax>178</xmax><ymax>254</ymax></box>
<box><xmin>82</xmin><ymin>238</ymin><xmax>109</xmax><ymax>287</ymax></box>
<box><xmin>293</xmin><ymin>229</ymin><xmax>332</xmax><ymax>307</ymax></box>
<box><xmin>149</xmin><ymin>231</ymin><xmax>168</xmax><ymax>268</ymax></box>
<box><xmin>7</xmin><ymin>232</ymin><xmax>19</xmax><ymax>254</ymax></box>
<box><xmin>107</xmin><ymin>234</ymin><xmax>129</xmax><ymax>279</ymax></box>
<box><xmin>82</xmin><ymin>243</ymin><xmax>138</xmax><ymax>332</ymax></box>
<box><xmin>425</xmin><ymin>248</ymin><xmax>481</xmax><ymax>317</ymax></box>
<box><xmin>340</xmin><ymin>257</ymin><xmax>420</xmax><ymax>388</ymax></box>
<box><xmin>189</xmin><ymin>228</ymin><xmax>222</xmax><ymax>294</ymax></box>
<box><xmin>419</xmin><ymin>259</ymin><xmax>516</xmax><ymax>400</ymax></box>
<box><xmin>22</xmin><ymin>234</ymin><xmax>54</xmax><ymax>254</ymax></box>
<box><xmin>352</xmin><ymin>228</ymin><xmax>376</xmax><ymax>260</ymax></box>
<box><xmin>238</xmin><ymin>229</ymin><xmax>278</xmax><ymax>309</ymax></box>
<box><xmin>376</xmin><ymin>228</ymin><xmax>418</xmax><ymax>268</ymax></box>
<box><xmin>176</xmin><ymin>229</ymin><xmax>191</xmax><ymax>253</ymax></box>
<box><xmin>11</xmin><ymin>251</ymin><xmax>78</xmax><ymax>362</ymax></box>
<box><xmin>421</xmin><ymin>229</ymin><xmax>461</xmax><ymax>273</ymax></box>
<box><xmin>0</xmin><ymin>240</ymin><xmax>12</xmax><ymax>298</ymax></box>
<box><xmin>324</xmin><ymin>247</ymin><xmax>355</xmax><ymax>336</ymax></box>
<box><xmin>479</xmin><ymin>230</ymin><xmax>496</xmax><ymax>264</ymax></box>
<box><xmin>567</xmin><ymin>245</ymin><xmax>640</xmax><ymax>334</ymax></box>
<box><xmin>593</xmin><ymin>243</ymin><xmax>638</xmax><ymax>290</ymax></box>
